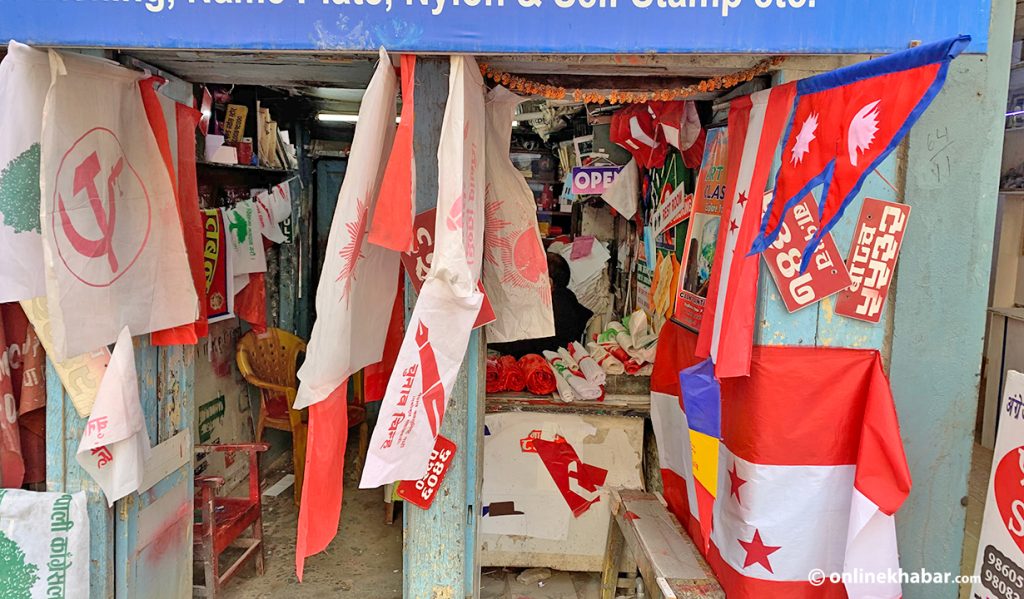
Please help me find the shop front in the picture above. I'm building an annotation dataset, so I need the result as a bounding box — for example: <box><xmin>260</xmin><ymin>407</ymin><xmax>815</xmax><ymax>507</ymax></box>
<box><xmin>0</xmin><ymin>1</ymin><xmax>1011</xmax><ymax>598</ymax></box>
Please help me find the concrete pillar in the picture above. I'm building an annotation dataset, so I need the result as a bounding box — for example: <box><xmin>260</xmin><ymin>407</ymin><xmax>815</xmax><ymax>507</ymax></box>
<box><xmin>890</xmin><ymin>1</ymin><xmax>1014</xmax><ymax>594</ymax></box>
<box><xmin>403</xmin><ymin>57</ymin><xmax>485</xmax><ymax>599</ymax></box>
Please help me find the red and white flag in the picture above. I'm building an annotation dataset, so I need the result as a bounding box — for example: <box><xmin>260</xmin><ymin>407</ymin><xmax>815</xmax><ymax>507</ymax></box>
<box><xmin>482</xmin><ymin>86</ymin><xmax>553</xmax><ymax>343</ymax></box>
<box><xmin>361</xmin><ymin>55</ymin><xmax>485</xmax><ymax>488</ymax></box>
<box><xmin>295</xmin><ymin>49</ymin><xmax>400</xmax><ymax>580</ymax></box>
<box><xmin>40</xmin><ymin>50</ymin><xmax>198</xmax><ymax>360</ymax></box>
<box><xmin>709</xmin><ymin>347</ymin><xmax>910</xmax><ymax>599</ymax></box>
<box><xmin>76</xmin><ymin>327</ymin><xmax>151</xmax><ymax>507</ymax></box>
<box><xmin>695</xmin><ymin>84</ymin><xmax>795</xmax><ymax>379</ymax></box>
<box><xmin>295</xmin><ymin>49</ymin><xmax>399</xmax><ymax>411</ymax></box>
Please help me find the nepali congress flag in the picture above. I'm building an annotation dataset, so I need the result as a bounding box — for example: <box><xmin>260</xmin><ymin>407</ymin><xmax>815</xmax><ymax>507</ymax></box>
<box><xmin>679</xmin><ymin>358</ymin><xmax>721</xmax><ymax>555</ymax></box>
<box><xmin>651</xmin><ymin>324</ymin><xmax>911</xmax><ymax>599</ymax></box>
<box><xmin>294</xmin><ymin>49</ymin><xmax>399</xmax><ymax>580</ymax></box>
<box><xmin>696</xmin><ymin>84</ymin><xmax>795</xmax><ymax>379</ymax></box>
<box><xmin>750</xmin><ymin>36</ymin><xmax>970</xmax><ymax>271</ymax></box>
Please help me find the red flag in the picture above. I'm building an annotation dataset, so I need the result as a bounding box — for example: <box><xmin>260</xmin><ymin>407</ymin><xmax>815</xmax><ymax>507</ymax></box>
<box><xmin>363</xmin><ymin>273</ymin><xmax>405</xmax><ymax>403</ymax></box>
<box><xmin>368</xmin><ymin>55</ymin><xmax>416</xmax><ymax>252</ymax></box>
<box><xmin>295</xmin><ymin>383</ymin><xmax>348</xmax><ymax>581</ymax></box>
<box><xmin>142</xmin><ymin>79</ymin><xmax>208</xmax><ymax>344</ymax></box>
<box><xmin>696</xmin><ymin>83</ymin><xmax>796</xmax><ymax>378</ymax></box>
<box><xmin>610</xmin><ymin>104</ymin><xmax>669</xmax><ymax>169</ymax></box>
<box><xmin>751</xmin><ymin>36</ymin><xmax>969</xmax><ymax>271</ymax></box>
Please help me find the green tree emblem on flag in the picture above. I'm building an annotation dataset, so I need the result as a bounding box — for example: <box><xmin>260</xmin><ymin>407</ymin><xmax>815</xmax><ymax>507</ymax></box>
<box><xmin>227</xmin><ymin>210</ymin><xmax>249</xmax><ymax>244</ymax></box>
<box><xmin>0</xmin><ymin>529</ymin><xmax>40</xmax><ymax>598</ymax></box>
<box><xmin>0</xmin><ymin>144</ymin><xmax>42</xmax><ymax>234</ymax></box>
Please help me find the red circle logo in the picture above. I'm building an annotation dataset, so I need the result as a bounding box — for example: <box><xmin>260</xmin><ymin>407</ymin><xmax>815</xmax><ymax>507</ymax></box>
<box><xmin>51</xmin><ymin>127</ymin><xmax>151</xmax><ymax>288</ymax></box>
<box><xmin>994</xmin><ymin>444</ymin><xmax>1024</xmax><ymax>555</ymax></box>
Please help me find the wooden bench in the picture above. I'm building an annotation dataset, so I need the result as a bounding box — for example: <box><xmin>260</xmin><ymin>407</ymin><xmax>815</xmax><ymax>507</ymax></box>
<box><xmin>600</xmin><ymin>489</ymin><xmax>724</xmax><ymax>599</ymax></box>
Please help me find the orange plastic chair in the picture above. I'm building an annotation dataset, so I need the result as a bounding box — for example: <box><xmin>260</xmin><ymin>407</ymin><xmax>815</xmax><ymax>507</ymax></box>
<box><xmin>236</xmin><ymin>327</ymin><xmax>368</xmax><ymax>505</ymax></box>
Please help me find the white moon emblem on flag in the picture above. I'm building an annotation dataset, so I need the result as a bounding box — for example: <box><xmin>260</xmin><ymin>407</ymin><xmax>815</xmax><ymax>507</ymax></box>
<box><xmin>848</xmin><ymin>100</ymin><xmax>881</xmax><ymax>167</ymax></box>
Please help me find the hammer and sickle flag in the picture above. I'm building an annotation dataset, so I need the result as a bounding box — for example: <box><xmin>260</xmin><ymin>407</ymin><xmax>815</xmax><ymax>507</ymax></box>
<box><xmin>40</xmin><ymin>50</ymin><xmax>196</xmax><ymax>359</ymax></box>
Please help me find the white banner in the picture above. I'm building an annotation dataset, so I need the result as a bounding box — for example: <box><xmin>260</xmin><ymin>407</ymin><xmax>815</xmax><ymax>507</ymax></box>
<box><xmin>361</xmin><ymin>55</ymin><xmax>486</xmax><ymax>488</ymax></box>
<box><xmin>972</xmin><ymin>370</ymin><xmax>1024</xmax><ymax>599</ymax></box>
<box><xmin>0</xmin><ymin>42</ymin><xmax>50</xmax><ymax>302</ymax></box>
<box><xmin>295</xmin><ymin>49</ymin><xmax>400</xmax><ymax>410</ymax></box>
<box><xmin>0</xmin><ymin>489</ymin><xmax>89</xmax><ymax>599</ymax></box>
<box><xmin>481</xmin><ymin>86</ymin><xmax>554</xmax><ymax>343</ymax></box>
<box><xmin>76</xmin><ymin>327</ymin><xmax>151</xmax><ymax>507</ymax></box>
<box><xmin>40</xmin><ymin>50</ymin><xmax>197</xmax><ymax>359</ymax></box>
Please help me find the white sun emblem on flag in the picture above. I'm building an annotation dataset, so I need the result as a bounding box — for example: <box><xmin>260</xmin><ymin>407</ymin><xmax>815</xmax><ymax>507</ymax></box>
<box><xmin>790</xmin><ymin>112</ymin><xmax>819</xmax><ymax>166</ymax></box>
<box><xmin>335</xmin><ymin>197</ymin><xmax>368</xmax><ymax>303</ymax></box>
<box><xmin>848</xmin><ymin>100</ymin><xmax>881</xmax><ymax>167</ymax></box>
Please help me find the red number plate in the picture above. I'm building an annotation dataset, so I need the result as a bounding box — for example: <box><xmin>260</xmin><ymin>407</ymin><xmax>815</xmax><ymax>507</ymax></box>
<box><xmin>834</xmin><ymin>198</ymin><xmax>911</xmax><ymax>323</ymax></box>
<box><xmin>396</xmin><ymin>435</ymin><xmax>457</xmax><ymax>510</ymax></box>
<box><xmin>763</xmin><ymin>194</ymin><xmax>852</xmax><ymax>313</ymax></box>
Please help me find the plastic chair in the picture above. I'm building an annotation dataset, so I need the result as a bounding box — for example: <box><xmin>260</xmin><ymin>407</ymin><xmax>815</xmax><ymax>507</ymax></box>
<box><xmin>236</xmin><ymin>327</ymin><xmax>368</xmax><ymax>505</ymax></box>
<box><xmin>193</xmin><ymin>442</ymin><xmax>270</xmax><ymax>598</ymax></box>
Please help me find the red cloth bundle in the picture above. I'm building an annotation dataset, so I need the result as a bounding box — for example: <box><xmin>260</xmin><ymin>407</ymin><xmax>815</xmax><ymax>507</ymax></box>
<box><xmin>498</xmin><ymin>356</ymin><xmax>526</xmax><ymax>392</ymax></box>
<box><xmin>486</xmin><ymin>357</ymin><xmax>503</xmax><ymax>393</ymax></box>
<box><xmin>518</xmin><ymin>354</ymin><xmax>557</xmax><ymax>396</ymax></box>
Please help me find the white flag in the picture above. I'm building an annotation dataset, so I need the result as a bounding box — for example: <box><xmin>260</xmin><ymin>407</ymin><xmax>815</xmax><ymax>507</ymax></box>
<box><xmin>223</xmin><ymin>199</ymin><xmax>267</xmax><ymax>275</ymax></box>
<box><xmin>295</xmin><ymin>49</ymin><xmax>400</xmax><ymax>410</ymax></box>
<box><xmin>76</xmin><ymin>327</ymin><xmax>151</xmax><ymax>507</ymax></box>
<box><xmin>40</xmin><ymin>50</ymin><xmax>197</xmax><ymax>360</ymax></box>
<box><xmin>0</xmin><ymin>42</ymin><xmax>50</xmax><ymax>302</ymax></box>
<box><xmin>361</xmin><ymin>55</ymin><xmax>486</xmax><ymax>488</ymax></box>
<box><xmin>482</xmin><ymin>86</ymin><xmax>554</xmax><ymax>343</ymax></box>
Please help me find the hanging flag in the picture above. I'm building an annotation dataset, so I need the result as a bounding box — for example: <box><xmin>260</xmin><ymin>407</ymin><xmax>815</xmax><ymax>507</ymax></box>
<box><xmin>143</xmin><ymin>80</ymin><xmax>209</xmax><ymax>345</ymax></box>
<box><xmin>708</xmin><ymin>347</ymin><xmax>911</xmax><ymax>599</ymax></box>
<box><xmin>611</xmin><ymin>104</ymin><xmax>669</xmax><ymax>169</ymax></box>
<box><xmin>0</xmin><ymin>309</ymin><xmax>26</xmax><ymax>488</ymax></box>
<box><xmin>295</xmin><ymin>48</ymin><xmax>399</xmax><ymax>581</ymax></box>
<box><xmin>39</xmin><ymin>50</ymin><xmax>197</xmax><ymax>360</ymax></box>
<box><xmin>601</xmin><ymin>158</ymin><xmax>639</xmax><ymax>220</ymax></box>
<box><xmin>361</xmin><ymin>55</ymin><xmax>486</xmax><ymax>489</ymax></box>
<box><xmin>1</xmin><ymin>303</ymin><xmax>46</xmax><ymax>486</ymax></box>
<box><xmin>0</xmin><ymin>42</ymin><xmax>51</xmax><ymax>302</ymax></box>
<box><xmin>650</xmin><ymin>100</ymin><xmax>707</xmax><ymax>169</ymax></box>
<box><xmin>76</xmin><ymin>327</ymin><xmax>152</xmax><ymax>507</ymax></box>
<box><xmin>648</xmin><ymin>322</ymin><xmax>714</xmax><ymax>544</ymax></box>
<box><xmin>695</xmin><ymin>84</ymin><xmax>796</xmax><ymax>379</ymax></box>
<box><xmin>369</xmin><ymin>54</ymin><xmax>417</xmax><ymax>253</ymax></box>
<box><xmin>679</xmin><ymin>358</ymin><xmax>721</xmax><ymax>554</ymax></box>
<box><xmin>200</xmin><ymin>208</ymin><xmax>234</xmax><ymax>324</ymax></box>
<box><xmin>295</xmin><ymin>48</ymin><xmax>399</xmax><ymax>412</ymax></box>
<box><xmin>750</xmin><ymin>35</ymin><xmax>970</xmax><ymax>271</ymax></box>
<box><xmin>482</xmin><ymin>86</ymin><xmax>554</xmax><ymax>343</ymax></box>
<box><xmin>223</xmin><ymin>199</ymin><xmax>267</xmax><ymax>278</ymax></box>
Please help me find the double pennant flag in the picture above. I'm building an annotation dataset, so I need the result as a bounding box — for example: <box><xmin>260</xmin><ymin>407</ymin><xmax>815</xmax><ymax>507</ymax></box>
<box><xmin>750</xmin><ymin>36</ymin><xmax>970</xmax><ymax>271</ymax></box>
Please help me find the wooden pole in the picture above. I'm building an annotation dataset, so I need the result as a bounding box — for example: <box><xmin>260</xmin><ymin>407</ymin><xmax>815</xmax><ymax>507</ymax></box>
<box><xmin>403</xmin><ymin>56</ymin><xmax>485</xmax><ymax>599</ymax></box>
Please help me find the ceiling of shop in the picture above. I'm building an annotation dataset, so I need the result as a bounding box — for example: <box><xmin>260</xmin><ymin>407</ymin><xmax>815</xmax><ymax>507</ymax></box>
<box><xmin>124</xmin><ymin>49</ymin><xmax>863</xmax><ymax>115</ymax></box>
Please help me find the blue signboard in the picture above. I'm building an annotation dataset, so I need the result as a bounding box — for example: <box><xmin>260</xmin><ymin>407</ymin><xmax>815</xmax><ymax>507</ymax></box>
<box><xmin>0</xmin><ymin>0</ymin><xmax>989</xmax><ymax>54</ymax></box>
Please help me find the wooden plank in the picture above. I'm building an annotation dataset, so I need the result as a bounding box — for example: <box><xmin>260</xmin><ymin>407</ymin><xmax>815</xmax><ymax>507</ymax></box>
<box><xmin>404</xmin><ymin>56</ymin><xmax>485</xmax><ymax>599</ymax></box>
<box><xmin>46</xmin><ymin>360</ymin><xmax>115</xmax><ymax>599</ymax></box>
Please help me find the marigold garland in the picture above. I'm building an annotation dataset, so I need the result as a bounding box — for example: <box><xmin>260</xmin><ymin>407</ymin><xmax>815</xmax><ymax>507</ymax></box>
<box><xmin>479</xmin><ymin>56</ymin><xmax>785</xmax><ymax>104</ymax></box>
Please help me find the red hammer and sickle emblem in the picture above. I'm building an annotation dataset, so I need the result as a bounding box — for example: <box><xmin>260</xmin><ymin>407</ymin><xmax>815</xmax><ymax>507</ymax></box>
<box><xmin>57</xmin><ymin>151</ymin><xmax>123</xmax><ymax>273</ymax></box>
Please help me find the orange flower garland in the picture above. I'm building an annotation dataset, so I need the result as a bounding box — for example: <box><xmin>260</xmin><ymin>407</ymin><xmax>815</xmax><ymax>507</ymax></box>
<box><xmin>479</xmin><ymin>56</ymin><xmax>785</xmax><ymax>104</ymax></box>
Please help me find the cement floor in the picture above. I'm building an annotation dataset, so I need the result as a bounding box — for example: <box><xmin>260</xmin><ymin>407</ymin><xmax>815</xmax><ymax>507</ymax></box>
<box><xmin>218</xmin><ymin>454</ymin><xmax>404</xmax><ymax>599</ymax></box>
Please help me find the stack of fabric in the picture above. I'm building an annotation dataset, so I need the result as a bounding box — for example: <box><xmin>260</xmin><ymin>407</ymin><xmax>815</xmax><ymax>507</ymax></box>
<box><xmin>486</xmin><ymin>354</ymin><xmax>556</xmax><ymax>395</ymax></box>
<box><xmin>587</xmin><ymin>310</ymin><xmax>658</xmax><ymax>376</ymax></box>
<box><xmin>543</xmin><ymin>341</ymin><xmax>607</xmax><ymax>402</ymax></box>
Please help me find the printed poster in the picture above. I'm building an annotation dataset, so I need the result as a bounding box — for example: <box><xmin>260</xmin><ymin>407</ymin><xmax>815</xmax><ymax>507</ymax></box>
<box><xmin>202</xmin><ymin>209</ymin><xmax>233</xmax><ymax>323</ymax></box>
<box><xmin>673</xmin><ymin>126</ymin><xmax>727</xmax><ymax>331</ymax></box>
<box><xmin>972</xmin><ymin>370</ymin><xmax>1024</xmax><ymax>599</ymax></box>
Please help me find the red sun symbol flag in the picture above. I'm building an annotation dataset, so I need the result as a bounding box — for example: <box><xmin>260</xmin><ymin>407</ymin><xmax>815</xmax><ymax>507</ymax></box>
<box><xmin>335</xmin><ymin>197</ymin><xmax>368</xmax><ymax>302</ymax></box>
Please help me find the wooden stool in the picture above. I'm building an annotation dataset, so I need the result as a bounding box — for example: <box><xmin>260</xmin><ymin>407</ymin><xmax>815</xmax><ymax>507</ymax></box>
<box><xmin>600</xmin><ymin>489</ymin><xmax>724</xmax><ymax>599</ymax></box>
